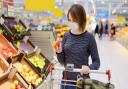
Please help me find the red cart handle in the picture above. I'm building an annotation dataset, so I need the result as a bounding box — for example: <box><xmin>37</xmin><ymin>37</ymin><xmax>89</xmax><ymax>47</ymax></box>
<box><xmin>106</xmin><ymin>70</ymin><xmax>111</xmax><ymax>81</ymax></box>
<box><xmin>50</xmin><ymin>65</ymin><xmax>111</xmax><ymax>81</ymax></box>
<box><xmin>50</xmin><ymin>64</ymin><xmax>54</xmax><ymax>74</ymax></box>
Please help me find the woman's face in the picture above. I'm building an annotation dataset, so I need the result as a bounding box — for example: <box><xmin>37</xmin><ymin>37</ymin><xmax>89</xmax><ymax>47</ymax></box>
<box><xmin>68</xmin><ymin>13</ymin><xmax>80</xmax><ymax>31</ymax></box>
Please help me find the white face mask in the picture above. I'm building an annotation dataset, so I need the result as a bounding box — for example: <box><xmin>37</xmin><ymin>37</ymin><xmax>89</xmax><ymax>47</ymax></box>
<box><xmin>68</xmin><ymin>22</ymin><xmax>79</xmax><ymax>32</ymax></box>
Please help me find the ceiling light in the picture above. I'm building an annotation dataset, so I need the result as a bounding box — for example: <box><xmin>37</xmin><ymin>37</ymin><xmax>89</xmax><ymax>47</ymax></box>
<box><xmin>123</xmin><ymin>10</ymin><xmax>127</xmax><ymax>13</ymax></box>
<box><xmin>101</xmin><ymin>1</ymin><xmax>104</xmax><ymax>4</ymax></box>
<box><xmin>74</xmin><ymin>2</ymin><xmax>77</xmax><ymax>4</ymax></box>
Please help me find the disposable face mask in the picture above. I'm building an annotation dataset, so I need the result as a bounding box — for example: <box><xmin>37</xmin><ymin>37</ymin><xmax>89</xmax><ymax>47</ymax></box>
<box><xmin>68</xmin><ymin>22</ymin><xmax>79</xmax><ymax>32</ymax></box>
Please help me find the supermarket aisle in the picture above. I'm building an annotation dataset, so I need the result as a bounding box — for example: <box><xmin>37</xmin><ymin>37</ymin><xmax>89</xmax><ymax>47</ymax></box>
<box><xmin>90</xmin><ymin>36</ymin><xmax>128</xmax><ymax>89</ymax></box>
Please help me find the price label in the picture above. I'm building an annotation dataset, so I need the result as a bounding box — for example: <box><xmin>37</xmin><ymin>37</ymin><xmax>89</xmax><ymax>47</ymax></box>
<box><xmin>0</xmin><ymin>17</ymin><xmax>4</xmax><ymax>24</ymax></box>
<box><xmin>8</xmin><ymin>67</ymin><xmax>17</xmax><ymax>79</ymax></box>
<box><xmin>15</xmin><ymin>18</ymin><xmax>19</xmax><ymax>22</ymax></box>
<box><xmin>26</xmin><ymin>27</ymin><xmax>29</xmax><ymax>31</ymax></box>
<box><xmin>34</xmin><ymin>46</ymin><xmax>38</xmax><ymax>52</ymax></box>
<box><xmin>23</xmin><ymin>36</ymin><xmax>29</xmax><ymax>43</ymax></box>
<box><xmin>36</xmin><ymin>48</ymin><xmax>41</xmax><ymax>55</ymax></box>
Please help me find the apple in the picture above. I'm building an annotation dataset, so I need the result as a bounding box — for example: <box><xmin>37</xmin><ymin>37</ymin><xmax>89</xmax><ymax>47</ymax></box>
<box><xmin>37</xmin><ymin>78</ymin><xmax>42</xmax><ymax>83</ymax></box>
<box><xmin>16</xmin><ymin>84</ymin><xmax>21</xmax><ymax>89</ymax></box>
<box><xmin>17</xmin><ymin>64</ymin><xmax>43</xmax><ymax>86</ymax></box>
<box><xmin>19</xmin><ymin>88</ymin><xmax>25</xmax><ymax>89</ymax></box>
<box><xmin>23</xmin><ymin>65</ymin><xmax>29</xmax><ymax>72</ymax></box>
<box><xmin>10</xmin><ymin>84</ymin><xmax>15</xmax><ymax>89</ymax></box>
<box><xmin>14</xmin><ymin>80</ymin><xmax>19</xmax><ymax>85</ymax></box>
<box><xmin>29</xmin><ymin>56</ymin><xmax>45</xmax><ymax>69</ymax></box>
<box><xmin>29</xmin><ymin>71</ymin><xmax>34</xmax><ymax>76</ymax></box>
<box><xmin>32</xmin><ymin>75</ymin><xmax>36</xmax><ymax>80</ymax></box>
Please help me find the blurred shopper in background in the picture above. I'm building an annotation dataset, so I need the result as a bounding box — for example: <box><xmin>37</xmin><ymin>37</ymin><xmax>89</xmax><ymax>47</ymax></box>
<box><xmin>110</xmin><ymin>23</ymin><xmax>116</xmax><ymax>41</ymax></box>
<box><xmin>94</xmin><ymin>23</ymin><xmax>99</xmax><ymax>37</ymax></box>
<box><xmin>105</xmin><ymin>22</ymin><xmax>109</xmax><ymax>36</ymax></box>
<box><xmin>99</xmin><ymin>22</ymin><xmax>103</xmax><ymax>39</ymax></box>
<box><xmin>53</xmin><ymin>4</ymin><xmax>100</xmax><ymax>89</ymax></box>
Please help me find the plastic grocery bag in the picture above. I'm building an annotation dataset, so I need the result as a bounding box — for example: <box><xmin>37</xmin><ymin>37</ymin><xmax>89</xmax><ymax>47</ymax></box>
<box><xmin>76</xmin><ymin>77</ymin><xmax>115</xmax><ymax>89</ymax></box>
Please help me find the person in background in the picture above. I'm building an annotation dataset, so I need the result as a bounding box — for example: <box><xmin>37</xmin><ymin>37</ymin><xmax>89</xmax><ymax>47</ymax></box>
<box><xmin>105</xmin><ymin>22</ymin><xmax>109</xmax><ymax>36</ymax></box>
<box><xmin>53</xmin><ymin>4</ymin><xmax>100</xmax><ymax>89</ymax></box>
<box><xmin>110</xmin><ymin>23</ymin><xmax>116</xmax><ymax>41</ymax></box>
<box><xmin>99</xmin><ymin>22</ymin><xmax>103</xmax><ymax>39</ymax></box>
<box><xmin>94</xmin><ymin>23</ymin><xmax>99</xmax><ymax>37</ymax></box>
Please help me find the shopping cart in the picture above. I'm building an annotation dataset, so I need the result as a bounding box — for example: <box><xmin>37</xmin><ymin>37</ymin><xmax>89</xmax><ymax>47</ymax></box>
<box><xmin>49</xmin><ymin>64</ymin><xmax>115</xmax><ymax>89</ymax></box>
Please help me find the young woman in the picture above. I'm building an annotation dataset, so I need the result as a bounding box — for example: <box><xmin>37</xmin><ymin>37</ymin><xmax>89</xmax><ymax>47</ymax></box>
<box><xmin>54</xmin><ymin>4</ymin><xmax>100</xmax><ymax>89</ymax></box>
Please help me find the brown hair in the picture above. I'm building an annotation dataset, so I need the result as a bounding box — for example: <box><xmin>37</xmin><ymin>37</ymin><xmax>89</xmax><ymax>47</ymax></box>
<box><xmin>67</xmin><ymin>4</ymin><xmax>87</xmax><ymax>31</ymax></box>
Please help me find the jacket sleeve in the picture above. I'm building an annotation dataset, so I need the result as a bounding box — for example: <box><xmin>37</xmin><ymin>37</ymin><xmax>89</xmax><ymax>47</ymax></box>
<box><xmin>89</xmin><ymin>34</ymin><xmax>100</xmax><ymax>70</ymax></box>
<box><xmin>56</xmin><ymin>33</ymin><xmax>67</xmax><ymax>65</ymax></box>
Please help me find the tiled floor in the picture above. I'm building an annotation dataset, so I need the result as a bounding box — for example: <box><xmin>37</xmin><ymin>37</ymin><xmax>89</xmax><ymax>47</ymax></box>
<box><xmin>90</xmin><ymin>36</ymin><xmax>128</xmax><ymax>89</ymax></box>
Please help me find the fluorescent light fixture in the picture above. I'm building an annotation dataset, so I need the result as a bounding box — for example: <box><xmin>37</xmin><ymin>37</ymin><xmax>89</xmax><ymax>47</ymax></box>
<box><xmin>101</xmin><ymin>1</ymin><xmax>104</xmax><ymax>4</ymax></box>
<box><xmin>123</xmin><ymin>10</ymin><xmax>127</xmax><ymax>13</ymax></box>
<box><xmin>74</xmin><ymin>1</ymin><xmax>77</xmax><ymax>4</ymax></box>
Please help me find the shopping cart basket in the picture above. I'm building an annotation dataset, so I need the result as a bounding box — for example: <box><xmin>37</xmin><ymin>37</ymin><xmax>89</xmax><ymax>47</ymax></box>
<box><xmin>49</xmin><ymin>65</ymin><xmax>115</xmax><ymax>89</ymax></box>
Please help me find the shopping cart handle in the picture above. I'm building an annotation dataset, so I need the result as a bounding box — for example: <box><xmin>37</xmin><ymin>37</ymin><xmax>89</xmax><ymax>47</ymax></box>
<box><xmin>50</xmin><ymin>65</ymin><xmax>112</xmax><ymax>82</ymax></box>
<box><xmin>50</xmin><ymin>65</ymin><xmax>111</xmax><ymax>76</ymax></box>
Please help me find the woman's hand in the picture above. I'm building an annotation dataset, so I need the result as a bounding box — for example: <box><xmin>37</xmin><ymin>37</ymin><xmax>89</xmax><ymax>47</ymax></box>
<box><xmin>81</xmin><ymin>65</ymin><xmax>90</xmax><ymax>75</ymax></box>
<box><xmin>53</xmin><ymin>38</ymin><xmax>62</xmax><ymax>53</ymax></box>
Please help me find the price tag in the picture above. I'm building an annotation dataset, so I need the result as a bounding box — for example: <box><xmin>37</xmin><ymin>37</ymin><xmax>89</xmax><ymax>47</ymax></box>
<box><xmin>23</xmin><ymin>36</ymin><xmax>29</xmax><ymax>43</ymax></box>
<box><xmin>35</xmin><ymin>48</ymin><xmax>41</xmax><ymax>55</ymax></box>
<box><xmin>26</xmin><ymin>27</ymin><xmax>29</xmax><ymax>31</ymax></box>
<box><xmin>8</xmin><ymin>67</ymin><xmax>17</xmax><ymax>79</ymax></box>
<box><xmin>0</xmin><ymin>17</ymin><xmax>4</xmax><ymax>24</ymax></box>
<box><xmin>28</xmin><ymin>85</ymin><xmax>32</xmax><ymax>89</ymax></box>
<box><xmin>34</xmin><ymin>46</ymin><xmax>38</xmax><ymax>52</ymax></box>
<box><xmin>15</xmin><ymin>18</ymin><xmax>19</xmax><ymax>22</ymax></box>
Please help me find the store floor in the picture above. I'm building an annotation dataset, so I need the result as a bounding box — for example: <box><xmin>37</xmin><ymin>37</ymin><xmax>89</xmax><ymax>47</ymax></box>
<box><xmin>90</xmin><ymin>36</ymin><xmax>128</xmax><ymax>89</ymax></box>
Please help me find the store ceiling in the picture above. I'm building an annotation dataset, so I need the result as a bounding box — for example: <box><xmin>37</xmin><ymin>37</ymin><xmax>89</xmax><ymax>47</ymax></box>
<box><xmin>56</xmin><ymin>0</ymin><xmax>128</xmax><ymax>18</ymax></box>
<box><xmin>94</xmin><ymin>0</ymin><xmax>128</xmax><ymax>17</ymax></box>
<box><xmin>10</xmin><ymin>0</ymin><xmax>128</xmax><ymax>18</ymax></box>
<box><xmin>56</xmin><ymin>0</ymin><xmax>94</xmax><ymax>16</ymax></box>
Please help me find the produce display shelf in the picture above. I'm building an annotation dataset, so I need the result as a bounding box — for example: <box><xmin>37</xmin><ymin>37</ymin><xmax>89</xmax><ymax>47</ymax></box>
<box><xmin>0</xmin><ymin>15</ymin><xmax>31</xmax><ymax>42</ymax></box>
<box><xmin>0</xmin><ymin>33</ymin><xmax>17</xmax><ymax>60</ymax></box>
<box><xmin>12</xmin><ymin>54</ymin><xmax>44</xmax><ymax>89</ymax></box>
